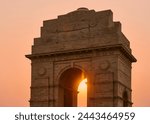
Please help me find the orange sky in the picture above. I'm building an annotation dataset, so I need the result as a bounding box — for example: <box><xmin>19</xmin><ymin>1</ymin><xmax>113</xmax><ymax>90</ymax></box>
<box><xmin>0</xmin><ymin>0</ymin><xmax>150</xmax><ymax>106</ymax></box>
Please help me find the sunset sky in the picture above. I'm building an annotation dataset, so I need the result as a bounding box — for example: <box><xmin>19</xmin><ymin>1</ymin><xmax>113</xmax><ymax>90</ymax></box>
<box><xmin>0</xmin><ymin>0</ymin><xmax>150</xmax><ymax>106</ymax></box>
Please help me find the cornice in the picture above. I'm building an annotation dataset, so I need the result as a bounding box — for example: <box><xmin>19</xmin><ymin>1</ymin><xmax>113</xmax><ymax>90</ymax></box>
<box><xmin>25</xmin><ymin>44</ymin><xmax>137</xmax><ymax>62</ymax></box>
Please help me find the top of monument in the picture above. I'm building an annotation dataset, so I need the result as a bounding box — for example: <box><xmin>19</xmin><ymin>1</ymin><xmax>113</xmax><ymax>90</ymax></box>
<box><xmin>66</xmin><ymin>7</ymin><xmax>91</xmax><ymax>14</ymax></box>
<box><xmin>77</xmin><ymin>7</ymin><xmax>89</xmax><ymax>11</ymax></box>
<box><xmin>26</xmin><ymin>8</ymin><xmax>137</xmax><ymax>63</ymax></box>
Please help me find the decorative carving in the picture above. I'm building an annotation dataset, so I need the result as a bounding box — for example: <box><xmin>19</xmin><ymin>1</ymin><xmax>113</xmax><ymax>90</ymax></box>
<box><xmin>38</xmin><ymin>67</ymin><xmax>46</xmax><ymax>76</ymax></box>
<box><xmin>99</xmin><ymin>60</ymin><xmax>110</xmax><ymax>70</ymax></box>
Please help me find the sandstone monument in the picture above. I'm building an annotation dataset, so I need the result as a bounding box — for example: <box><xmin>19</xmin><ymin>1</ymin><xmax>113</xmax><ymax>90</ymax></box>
<box><xmin>26</xmin><ymin>8</ymin><xmax>136</xmax><ymax>107</ymax></box>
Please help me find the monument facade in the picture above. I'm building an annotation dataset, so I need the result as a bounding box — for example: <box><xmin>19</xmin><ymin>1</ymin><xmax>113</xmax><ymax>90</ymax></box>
<box><xmin>26</xmin><ymin>8</ymin><xmax>136</xmax><ymax>107</ymax></box>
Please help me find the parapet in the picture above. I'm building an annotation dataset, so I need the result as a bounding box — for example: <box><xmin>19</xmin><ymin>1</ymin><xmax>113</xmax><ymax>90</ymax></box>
<box><xmin>32</xmin><ymin>8</ymin><xmax>131</xmax><ymax>55</ymax></box>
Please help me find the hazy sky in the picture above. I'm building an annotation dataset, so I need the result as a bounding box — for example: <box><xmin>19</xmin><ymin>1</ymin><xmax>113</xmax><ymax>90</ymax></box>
<box><xmin>0</xmin><ymin>0</ymin><xmax>150</xmax><ymax>106</ymax></box>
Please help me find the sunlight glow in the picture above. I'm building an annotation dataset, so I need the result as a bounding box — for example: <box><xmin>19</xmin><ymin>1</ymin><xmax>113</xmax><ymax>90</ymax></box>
<box><xmin>77</xmin><ymin>78</ymin><xmax>87</xmax><ymax>107</ymax></box>
<box><xmin>78</xmin><ymin>78</ymin><xmax>87</xmax><ymax>90</ymax></box>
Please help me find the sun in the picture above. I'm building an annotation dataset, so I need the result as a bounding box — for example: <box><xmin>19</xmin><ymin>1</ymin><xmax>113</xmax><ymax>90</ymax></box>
<box><xmin>77</xmin><ymin>78</ymin><xmax>87</xmax><ymax>107</ymax></box>
<box><xmin>78</xmin><ymin>78</ymin><xmax>87</xmax><ymax>90</ymax></box>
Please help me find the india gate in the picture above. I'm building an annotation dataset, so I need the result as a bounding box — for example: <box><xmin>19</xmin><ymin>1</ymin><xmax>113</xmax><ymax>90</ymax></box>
<box><xmin>26</xmin><ymin>8</ymin><xmax>136</xmax><ymax>107</ymax></box>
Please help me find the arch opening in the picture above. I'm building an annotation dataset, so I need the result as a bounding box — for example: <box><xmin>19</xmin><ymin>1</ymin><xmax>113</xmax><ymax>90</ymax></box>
<box><xmin>77</xmin><ymin>78</ymin><xmax>87</xmax><ymax>107</ymax></box>
<box><xmin>59</xmin><ymin>68</ymin><xmax>87</xmax><ymax>107</ymax></box>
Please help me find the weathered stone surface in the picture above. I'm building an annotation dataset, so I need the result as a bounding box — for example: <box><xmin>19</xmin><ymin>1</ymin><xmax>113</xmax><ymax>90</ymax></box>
<box><xmin>26</xmin><ymin>8</ymin><xmax>136</xmax><ymax>107</ymax></box>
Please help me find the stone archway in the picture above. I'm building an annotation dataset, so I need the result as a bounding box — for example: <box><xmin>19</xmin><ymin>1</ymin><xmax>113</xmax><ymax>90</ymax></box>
<box><xmin>58</xmin><ymin>68</ymin><xmax>87</xmax><ymax>107</ymax></box>
<box><xmin>26</xmin><ymin>8</ymin><xmax>136</xmax><ymax>107</ymax></box>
